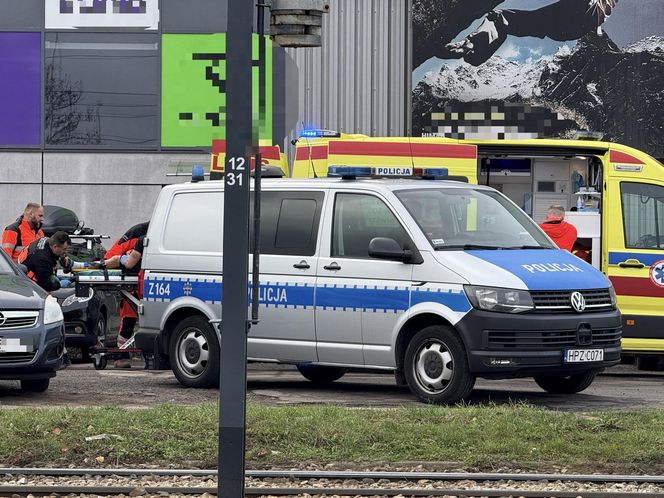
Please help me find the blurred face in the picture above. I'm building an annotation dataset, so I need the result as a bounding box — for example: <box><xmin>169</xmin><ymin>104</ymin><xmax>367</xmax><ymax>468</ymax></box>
<box><xmin>28</xmin><ymin>207</ymin><xmax>44</xmax><ymax>226</ymax></box>
<box><xmin>51</xmin><ymin>242</ymin><xmax>70</xmax><ymax>257</ymax></box>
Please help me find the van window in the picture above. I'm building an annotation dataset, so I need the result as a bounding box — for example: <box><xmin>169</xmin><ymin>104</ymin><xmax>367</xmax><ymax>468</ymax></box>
<box><xmin>163</xmin><ymin>191</ymin><xmax>223</xmax><ymax>253</ymax></box>
<box><xmin>621</xmin><ymin>182</ymin><xmax>664</xmax><ymax>249</ymax></box>
<box><xmin>332</xmin><ymin>193</ymin><xmax>410</xmax><ymax>258</ymax></box>
<box><xmin>250</xmin><ymin>191</ymin><xmax>324</xmax><ymax>256</ymax></box>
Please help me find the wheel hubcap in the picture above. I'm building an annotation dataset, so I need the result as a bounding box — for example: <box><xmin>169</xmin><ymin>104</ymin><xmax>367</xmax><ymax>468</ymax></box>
<box><xmin>414</xmin><ymin>341</ymin><xmax>453</xmax><ymax>394</ymax></box>
<box><xmin>177</xmin><ymin>329</ymin><xmax>209</xmax><ymax>378</ymax></box>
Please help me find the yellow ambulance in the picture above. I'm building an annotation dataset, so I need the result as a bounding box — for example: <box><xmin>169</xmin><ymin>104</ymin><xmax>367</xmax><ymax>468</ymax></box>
<box><xmin>292</xmin><ymin>133</ymin><xmax>664</xmax><ymax>368</ymax></box>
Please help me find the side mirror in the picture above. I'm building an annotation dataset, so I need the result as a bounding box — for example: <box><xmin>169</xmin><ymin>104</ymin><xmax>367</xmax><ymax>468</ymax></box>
<box><xmin>368</xmin><ymin>237</ymin><xmax>422</xmax><ymax>264</ymax></box>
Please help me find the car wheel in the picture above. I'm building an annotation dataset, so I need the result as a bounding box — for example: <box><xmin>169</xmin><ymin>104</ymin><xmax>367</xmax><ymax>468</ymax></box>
<box><xmin>533</xmin><ymin>370</ymin><xmax>597</xmax><ymax>394</ymax></box>
<box><xmin>169</xmin><ymin>315</ymin><xmax>219</xmax><ymax>388</ymax></box>
<box><xmin>20</xmin><ymin>378</ymin><xmax>50</xmax><ymax>393</ymax></box>
<box><xmin>296</xmin><ymin>365</ymin><xmax>346</xmax><ymax>384</ymax></box>
<box><xmin>404</xmin><ymin>325</ymin><xmax>475</xmax><ymax>404</ymax></box>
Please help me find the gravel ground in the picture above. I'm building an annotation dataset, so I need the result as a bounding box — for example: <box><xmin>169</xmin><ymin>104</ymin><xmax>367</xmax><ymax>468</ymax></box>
<box><xmin>4</xmin><ymin>472</ymin><xmax>664</xmax><ymax>497</ymax></box>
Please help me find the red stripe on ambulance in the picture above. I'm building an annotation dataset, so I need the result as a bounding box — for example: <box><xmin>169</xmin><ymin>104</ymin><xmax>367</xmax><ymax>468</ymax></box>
<box><xmin>610</xmin><ymin>276</ymin><xmax>664</xmax><ymax>298</ymax></box>
<box><xmin>329</xmin><ymin>141</ymin><xmax>477</xmax><ymax>159</ymax></box>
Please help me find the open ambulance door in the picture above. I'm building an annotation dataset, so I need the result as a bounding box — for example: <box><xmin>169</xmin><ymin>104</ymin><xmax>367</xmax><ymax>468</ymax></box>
<box><xmin>603</xmin><ymin>147</ymin><xmax>664</xmax><ymax>361</ymax></box>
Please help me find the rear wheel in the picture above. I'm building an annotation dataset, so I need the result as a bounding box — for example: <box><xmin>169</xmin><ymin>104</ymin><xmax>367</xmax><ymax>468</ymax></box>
<box><xmin>534</xmin><ymin>370</ymin><xmax>597</xmax><ymax>394</ymax></box>
<box><xmin>296</xmin><ymin>365</ymin><xmax>346</xmax><ymax>384</ymax></box>
<box><xmin>404</xmin><ymin>325</ymin><xmax>475</xmax><ymax>404</ymax></box>
<box><xmin>170</xmin><ymin>315</ymin><xmax>219</xmax><ymax>388</ymax></box>
<box><xmin>20</xmin><ymin>378</ymin><xmax>50</xmax><ymax>393</ymax></box>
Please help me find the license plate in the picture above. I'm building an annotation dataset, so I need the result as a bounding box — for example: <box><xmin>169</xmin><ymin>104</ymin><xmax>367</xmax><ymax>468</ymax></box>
<box><xmin>564</xmin><ymin>348</ymin><xmax>604</xmax><ymax>363</ymax></box>
<box><xmin>0</xmin><ymin>337</ymin><xmax>32</xmax><ymax>353</ymax></box>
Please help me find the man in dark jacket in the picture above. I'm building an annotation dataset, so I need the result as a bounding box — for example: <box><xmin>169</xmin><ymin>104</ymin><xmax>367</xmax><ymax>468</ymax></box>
<box><xmin>20</xmin><ymin>231</ymin><xmax>73</xmax><ymax>292</ymax></box>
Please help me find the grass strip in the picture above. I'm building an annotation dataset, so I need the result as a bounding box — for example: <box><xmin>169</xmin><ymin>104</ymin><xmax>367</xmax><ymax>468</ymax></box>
<box><xmin>2</xmin><ymin>402</ymin><xmax>664</xmax><ymax>472</ymax></box>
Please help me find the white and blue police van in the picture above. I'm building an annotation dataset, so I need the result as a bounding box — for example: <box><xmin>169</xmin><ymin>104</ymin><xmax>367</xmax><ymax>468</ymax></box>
<box><xmin>135</xmin><ymin>166</ymin><xmax>621</xmax><ymax>404</ymax></box>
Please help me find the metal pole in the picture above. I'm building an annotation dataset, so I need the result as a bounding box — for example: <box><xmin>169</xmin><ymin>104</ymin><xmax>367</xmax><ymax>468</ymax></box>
<box><xmin>219</xmin><ymin>0</ymin><xmax>254</xmax><ymax>496</ymax></box>
<box><xmin>251</xmin><ymin>0</ymin><xmax>267</xmax><ymax>323</ymax></box>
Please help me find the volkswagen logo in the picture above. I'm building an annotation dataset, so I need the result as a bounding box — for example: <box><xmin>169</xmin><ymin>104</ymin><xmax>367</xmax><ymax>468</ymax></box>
<box><xmin>0</xmin><ymin>312</ymin><xmax>5</xmax><ymax>327</ymax></box>
<box><xmin>570</xmin><ymin>291</ymin><xmax>586</xmax><ymax>312</ymax></box>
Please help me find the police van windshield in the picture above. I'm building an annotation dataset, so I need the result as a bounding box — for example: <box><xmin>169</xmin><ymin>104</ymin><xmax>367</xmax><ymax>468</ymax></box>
<box><xmin>395</xmin><ymin>187</ymin><xmax>555</xmax><ymax>250</ymax></box>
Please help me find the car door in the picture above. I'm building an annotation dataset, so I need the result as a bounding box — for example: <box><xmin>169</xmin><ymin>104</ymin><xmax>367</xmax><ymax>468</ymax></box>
<box><xmin>247</xmin><ymin>189</ymin><xmax>325</xmax><ymax>362</ymax></box>
<box><xmin>605</xmin><ymin>178</ymin><xmax>664</xmax><ymax>350</ymax></box>
<box><xmin>315</xmin><ymin>190</ymin><xmax>415</xmax><ymax>367</ymax></box>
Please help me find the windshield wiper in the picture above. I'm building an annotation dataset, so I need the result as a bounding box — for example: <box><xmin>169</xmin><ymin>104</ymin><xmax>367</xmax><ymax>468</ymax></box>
<box><xmin>505</xmin><ymin>245</ymin><xmax>552</xmax><ymax>250</ymax></box>
<box><xmin>435</xmin><ymin>244</ymin><xmax>505</xmax><ymax>251</ymax></box>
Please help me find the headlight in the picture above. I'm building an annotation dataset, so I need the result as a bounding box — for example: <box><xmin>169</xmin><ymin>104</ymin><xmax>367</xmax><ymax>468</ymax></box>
<box><xmin>61</xmin><ymin>288</ymin><xmax>94</xmax><ymax>308</ymax></box>
<box><xmin>465</xmin><ymin>285</ymin><xmax>534</xmax><ymax>313</ymax></box>
<box><xmin>44</xmin><ymin>295</ymin><xmax>64</xmax><ymax>324</ymax></box>
<box><xmin>608</xmin><ymin>284</ymin><xmax>617</xmax><ymax>307</ymax></box>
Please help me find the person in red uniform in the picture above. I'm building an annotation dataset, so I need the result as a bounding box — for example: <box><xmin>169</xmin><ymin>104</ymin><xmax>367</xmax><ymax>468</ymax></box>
<box><xmin>539</xmin><ymin>205</ymin><xmax>578</xmax><ymax>252</ymax></box>
<box><xmin>102</xmin><ymin>222</ymin><xmax>149</xmax><ymax>368</ymax></box>
<box><xmin>2</xmin><ymin>203</ymin><xmax>45</xmax><ymax>262</ymax></box>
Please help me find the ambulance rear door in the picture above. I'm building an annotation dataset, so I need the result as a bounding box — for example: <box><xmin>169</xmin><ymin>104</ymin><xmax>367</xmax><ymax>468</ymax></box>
<box><xmin>604</xmin><ymin>147</ymin><xmax>664</xmax><ymax>354</ymax></box>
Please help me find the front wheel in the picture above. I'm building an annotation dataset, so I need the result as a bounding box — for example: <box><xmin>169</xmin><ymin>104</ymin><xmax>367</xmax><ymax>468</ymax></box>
<box><xmin>296</xmin><ymin>365</ymin><xmax>346</xmax><ymax>384</ymax></box>
<box><xmin>170</xmin><ymin>315</ymin><xmax>219</xmax><ymax>388</ymax></box>
<box><xmin>20</xmin><ymin>378</ymin><xmax>50</xmax><ymax>392</ymax></box>
<box><xmin>404</xmin><ymin>325</ymin><xmax>475</xmax><ymax>404</ymax></box>
<box><xmin>534</xmin><ymin>370</ymin><xmax>597</xmax><ymax>394</ymax></box>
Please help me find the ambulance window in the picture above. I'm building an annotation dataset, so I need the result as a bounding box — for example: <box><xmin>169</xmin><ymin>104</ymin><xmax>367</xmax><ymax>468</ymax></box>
<box><xmin>163</xmin><ymin>191</ymin><xmax>223</xmax><ymax>253</ymax></box>
<box><xmin>621</xmin><ymin>182</ymin><xmax>664</xmax><ymax>249</ymax></box>
<box><xmin>250</xmin><ymin>191</ymin><xmax>324</xmax><ymax>256</ymax></box>
<box><xmin>332</xmin><ymin>193</ymin><xmax>410</xmax><ymax>259</ymax></box>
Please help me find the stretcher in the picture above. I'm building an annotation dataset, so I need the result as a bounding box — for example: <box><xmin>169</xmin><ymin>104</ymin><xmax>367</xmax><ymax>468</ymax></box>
<box><xmin>74</xmin><ymin>269</ymin><xmax>142</xmax><ymax>370</ymax></box>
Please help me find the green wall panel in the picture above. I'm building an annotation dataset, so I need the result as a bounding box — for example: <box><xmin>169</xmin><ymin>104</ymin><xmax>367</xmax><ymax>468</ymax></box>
<box><xmin>162</xmin><ymin>33</ymin><xmax>272</xmax><ymax>147</ymax></box>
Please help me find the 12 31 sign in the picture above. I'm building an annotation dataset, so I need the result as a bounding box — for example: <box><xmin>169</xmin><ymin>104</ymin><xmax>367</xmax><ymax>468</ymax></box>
<box><xmin>226</xmin><ymin>157</ymin><xmax>247</xmax><ymax>187</ymax></box>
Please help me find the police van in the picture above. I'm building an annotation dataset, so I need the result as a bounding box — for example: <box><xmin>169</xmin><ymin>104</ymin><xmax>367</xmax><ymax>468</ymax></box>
<box><xmin>135</xmin><ymin>166</ymin><xmax>621</xmax><ymax>404</ymax></box>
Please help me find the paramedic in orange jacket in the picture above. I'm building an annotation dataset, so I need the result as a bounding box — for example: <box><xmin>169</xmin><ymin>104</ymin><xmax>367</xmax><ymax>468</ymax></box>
<box><xmin>2</xmin><ymin>203</ymin><xmax>45</xmax><ymax>262</ymax></box>
<box><xmin>103</xmin><ymin>221</ymin><xmax>149</xmax><ymax>368</ymax></box>
<box><xmin>538</xmin><ymin>205</ymin><xmax>578</xmax><ymax>252</ymax></box>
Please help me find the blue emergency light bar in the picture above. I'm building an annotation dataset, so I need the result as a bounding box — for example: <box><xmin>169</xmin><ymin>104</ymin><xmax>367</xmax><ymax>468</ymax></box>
<box><xmin>327</xmin><ymin>166</ymin><xmax>450</xmax><ymax>180</ymax></box>
<box><xmin>300</xmin><ymin>129</ymin><xmax>342</xmax><ymax>139</ymax></box>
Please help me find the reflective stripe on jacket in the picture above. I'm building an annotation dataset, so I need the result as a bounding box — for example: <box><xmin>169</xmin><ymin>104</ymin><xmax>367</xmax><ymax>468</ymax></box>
<box><xmin>2</xmin><ymin>216</ymin><xmax>44</xmax><ymax>262</ymax></box>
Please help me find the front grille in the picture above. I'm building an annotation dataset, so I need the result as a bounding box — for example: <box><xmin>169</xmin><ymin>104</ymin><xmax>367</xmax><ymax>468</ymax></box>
<box><xmin>530</xmin><ymin>289</ymin><xmax>613</xmax><ymax>313</ymax></box>
<box><xmin>0</xmin><ymin>310</ymin><xmax>39</xmax><ymax>329</ymax></box>
<box><xmin>487</xmin><ymin>329</ymin><xmax>621</xmax><ymax>350</ymax></box>
<box><xmin>0</xmin><ymin>352</ymin><xmax>36</xmax><ymax>363</ymax></box>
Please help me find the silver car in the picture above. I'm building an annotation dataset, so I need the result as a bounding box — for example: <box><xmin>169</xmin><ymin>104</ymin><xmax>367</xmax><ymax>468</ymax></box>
<box><xmin>0</xmin><ymin>250</ymin><xmax>66</xmax><ymax>392</ymax></box>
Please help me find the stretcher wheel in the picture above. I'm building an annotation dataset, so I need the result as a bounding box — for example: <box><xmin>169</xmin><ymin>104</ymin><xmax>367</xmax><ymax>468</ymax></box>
<box><xmin>93</xmin><ymin>355</ymin><xmax>108</xmax><ymax>370</ymax></box>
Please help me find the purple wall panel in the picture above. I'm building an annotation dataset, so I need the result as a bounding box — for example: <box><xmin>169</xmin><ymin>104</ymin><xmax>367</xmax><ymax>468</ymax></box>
<box><xmin>0</xmin><ymin>32</ymin><xmax>41</xmax><ymax>146</ymax></box>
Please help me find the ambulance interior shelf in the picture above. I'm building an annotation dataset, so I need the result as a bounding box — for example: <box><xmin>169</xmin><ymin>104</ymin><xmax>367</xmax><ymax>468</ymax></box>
<box><xmin>565</xmin><ymin>211</ymin><xmax>601</xmax><ymax>269</ymax></box>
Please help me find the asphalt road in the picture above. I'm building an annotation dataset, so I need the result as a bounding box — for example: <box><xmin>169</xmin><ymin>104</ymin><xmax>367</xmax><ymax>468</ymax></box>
<box><xmin>1</xmin><ymin>362</ymin><xmax>663</xmax><ymax>410</ymax></box>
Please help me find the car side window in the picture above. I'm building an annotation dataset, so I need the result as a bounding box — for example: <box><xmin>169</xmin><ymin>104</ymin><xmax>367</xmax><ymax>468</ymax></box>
<box><xmin>250</xmin><ymin>191</ymin><xmax>324</xmax><ymax>256</ymax></box>
<box><xmin>621</xmin><ymin>182</ymin><xmax>664</xmax><ymax>249</ymax></box>
<box><xmin>332</xmin><ymin>193</ymin><xmax>410</xmax><ymax>259</ymax></box>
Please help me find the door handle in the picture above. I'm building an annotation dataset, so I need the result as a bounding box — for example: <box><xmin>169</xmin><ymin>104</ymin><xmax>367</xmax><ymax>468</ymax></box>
<box><xmin>619</xmin><ymin>259</ymin><xmax>645</xmax><ymax>269</ymax></box>
<box><xmin>323</xmin><ymin>262</ymin><xmax>341</xmax><ymax>271</ymax></box>
<box><xmin>293</xmin><ymin>260</ymin><xmax>310</xmax><ymax>269</ymax></box>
